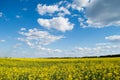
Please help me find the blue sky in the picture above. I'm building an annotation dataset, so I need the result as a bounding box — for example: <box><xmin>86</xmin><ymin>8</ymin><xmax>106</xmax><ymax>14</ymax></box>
<box><xmin>0</xmin><ymin>0</ymin><xmax>120</xmax><ymax>57</ymax></box>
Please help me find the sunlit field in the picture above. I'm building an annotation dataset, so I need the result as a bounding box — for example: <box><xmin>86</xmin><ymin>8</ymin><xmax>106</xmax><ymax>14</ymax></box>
<box><xmin>0</xmin><ymin>58</ymin><xmax>120</xmax><ymax>80</ymax></box>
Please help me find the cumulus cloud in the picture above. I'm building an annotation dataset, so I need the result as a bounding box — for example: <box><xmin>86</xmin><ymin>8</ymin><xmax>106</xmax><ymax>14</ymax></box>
<box><xmin>71</xmin><ymin>0</ymin><xmax>89</xmax><ymax>11</ymax></box>
<box><xmin>70</xmin><ymin>0</ymin><xmax>120</xmax><ymax>28</ymax></box>
<box><xmin>18</xmin><ymin>28</ymin><xmax>64</xmax><ymax>46</ymax></box>
<box><xmin>18</xmin><ymin>28</ymin><xmax>63</xmax><ymax>53</ymax></box>
<box><xmin>37</xmin><ymin>4</ymin><xmax>59</xmax><ymax>15</ymax></box>
<box><xmin>36</xmin><ymin>0</ymin><xmax>120</xmax><ymax>28</ymax></box>
<box><xmin>37</xmin><ymin>4</ymin><xmax>70</xmax><ymax>16</ymax></box>
<box><xmin>85</xmin><ymin>0</ymin><xmax>120</xmax><ymax>28</ymax></box>
<box><xmin>57</xmin><ymin>6</ymin><xmax>71</xmax><ymax>16</ymax></box>
<box><xmin>105</xmin><ymin>35</ymin><xmax>120</xmax><ymax>42</ymax></box>
<box><xmin>37</xmin><ymin>17</ymin><xmax>74</xmax><ymax>32</ymax></box>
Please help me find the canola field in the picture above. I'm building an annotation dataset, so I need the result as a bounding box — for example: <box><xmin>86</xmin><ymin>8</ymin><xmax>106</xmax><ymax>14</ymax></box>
<box><xmin>0</xmin><ymin>58</ymin><xmax>120</xmax><ymax>80</ymax></box>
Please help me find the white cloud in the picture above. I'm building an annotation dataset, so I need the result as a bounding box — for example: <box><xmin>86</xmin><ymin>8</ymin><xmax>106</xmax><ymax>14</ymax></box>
<box><xmin>20</xmin><ymin>28</ymin><xmax>26</xmax><ymax>31</ymax></box>
<box><xmin>37</xmin><ymin>4</ymin><xmax>59</xmax><ymax>15</ymax></box>
<box><xmin>0</xmin><ymin>40</ymin><xmax>6</xmax><ymax>43</ymax></box>
<box><xmin>37</xmin><ymin>17</ymin><xmax>74</xmax><ymax>32</ymax></box>
<box><xmin>16</xmin><ymin>15</ymin><xmax>20</xmax><ymax>18</ymax></box>
<box><xmin>71</xmin><ymin>0</ymin><xmax>89</xmax><ymax>11</ymax></box>
<box><xmin>37</xmin><ymin>0</ymin><xmax>120</xmax><ymax>28</ymax></box>
<box><xmin>0</xmin><ymin>12</ymin><xmax>3</xmax><ymax>17</ymax></box>
<box><xmin>36</xmin><ymin>46</ymin><xmax>63</xmax><ymax>53</ymax></box>
<box><xmin>18</xmin><ymin>28</ymin><xmax>64</xmax><ymax>46</ymax></box>
<box><xmin>37</xmin><ymin>3</ymin><xmax>70</xmax><ymax>16</ymax></box>
<box><xmin>78</xmin><ymin>17</ymin><xmax>85</xmax><ymax>22</ymax></box>
<box><xmin>105</xmin><ymin>35</ymin><xmax>120</xmax><ymax>42</ymax></box>
<box><xmin>70</xmin><ymin>34</ymin><xmax>120</xmax><ymax>57</ymax></box>
<box><xmin>74</xmin><ymin>44</ymin><xmax>120</xmax><ymax>56</ymax></box>
<box><xmin>85</xmin><ymin>0</ymin><xmax>120</xmax><ymax>28</ymax></box>
<box><xmin>57</xmin><ymin>7</ymin><xmax>71</xmax><ymax>16</ymax></box>
<box><xmin>96</xmin><ymin>43</ymin><xmax>111</xmax><ymax>46</ymax></box>
<box><xmin>18</xmin><ymin>28</ymin><xmax>64</xmax><ymax>53</ymax></box>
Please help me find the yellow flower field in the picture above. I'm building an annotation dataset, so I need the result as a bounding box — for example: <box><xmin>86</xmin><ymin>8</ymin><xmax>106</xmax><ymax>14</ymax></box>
<box><xmin>0</xmin><ymin>58</ymin><xmax>120</xmax><ymax>80</ymax></box>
